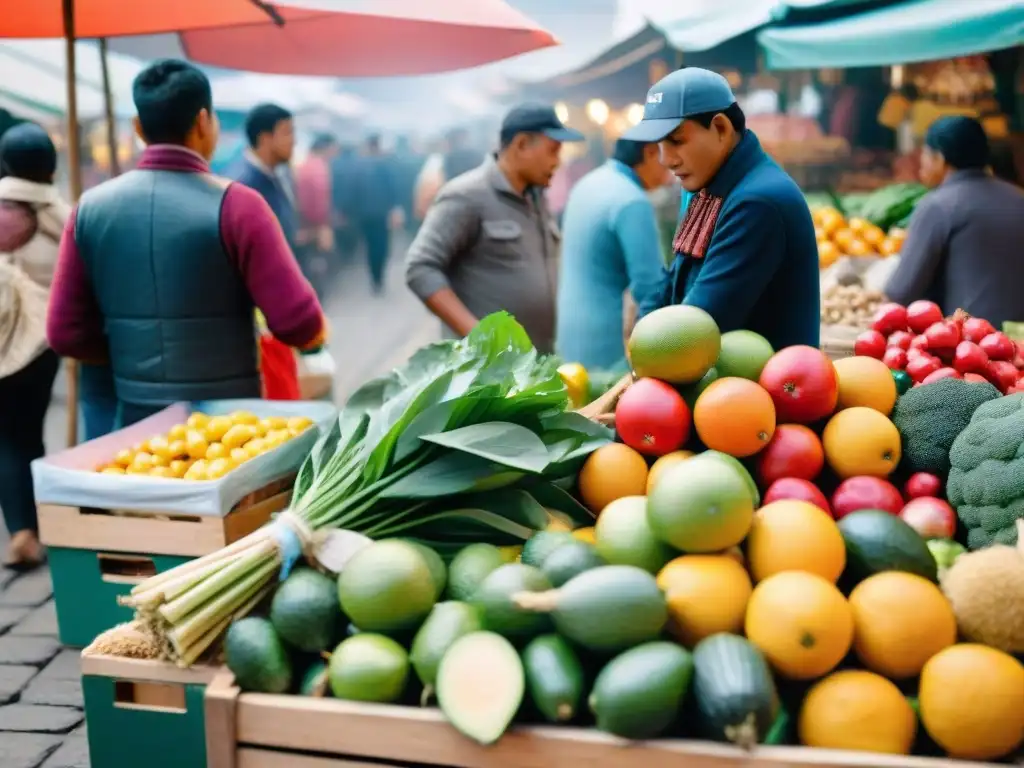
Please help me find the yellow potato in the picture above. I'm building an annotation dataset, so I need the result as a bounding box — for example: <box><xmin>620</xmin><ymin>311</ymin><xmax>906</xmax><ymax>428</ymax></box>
<box><xmin>230</xmin><ymin>447</ymin><xmax>249</xmax><ymax>464</ymax></box>
<box><xmin>286</xmin><ymin>416</ymin><xmax>313</xmax><ymax>433</ymax></box>
<box><xmin>100</xmin><ymin>466</ymin><xmax>126</xmax><ymax>475</ymax></box>
<box><xmin>186</xmin><ymin>430</ymin><xmax>209</xmax><ymax>460</ymax></box>
<box><xmin>167</xmin><ymin>423</ymin><xmax>188</xmax><ymax>441</ymax></box>
<box><xmin>203</xmin><ymin>416</ymin><xmax>232</xmax><ymax>443</ymax></box>
<box><xmin>186</xmin><ymin>412</ymin><xmax>209</xmax><ymax>429</ymax></box>
<box><xmin>168</xmin><ymin>459</ymin><xmax>191</xmax><ymax>478</ymax></box>
<box><xmin>149</xmin><ymin>466</ymin><xmax>176</xmax><ymax>478</ymax></box>
<box><xmin>168</xmin><ymin>439</ymin><xmax>188</xmax><ymax>458</ymax></box>
<box><xmin>113</xmin><ymin>449</ymin><xmax>135</xmax><ymax>468</ymax></box>
<box><xmin>130</xmin><ymin>452</ymin><xmax>156</xmax><ymax>472</ymax></box>
<box><xmin>183</xmin><ymin>459</ymin><xmax>209</xmax><ymax>481</ymax></box>
<box><xmin>205</xmin><ymin>442</ymin><xmax>228</xmax><ymax>461</ymax></box>
<box><xmin>245</xmin><ymin>438</ymin><xmax>267</xmax><ymax>458</ymax></box>
<box><xmin>148</xmin><ymin>435</ymin><xmax>173</xmax><ymax>460</ymax></box>
<box><xmin>222</xmin><ymin>424</ymin><xmax>257</xmax><ymax>450</ymax></box>
<box><xmin>228</xmin><ymin>410</ymin><xmax>259</xmax><ymax>425</ymax></box>
<box><xmin>206</xmin><ymin>458</ymin><xmax>234</xmax><ymax>480</ymax></box>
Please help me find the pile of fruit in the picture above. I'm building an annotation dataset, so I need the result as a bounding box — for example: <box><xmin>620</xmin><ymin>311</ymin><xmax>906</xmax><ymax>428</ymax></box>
<box><xmin>94</xmin><ymin>411</ymin><xmax>313</xmax><ymax>480</ymax></box>
<box><xmin>855</xmin><ymin>301</ymin><xmax>1024</xmax><ymax>394</ymax></box>
<box><xmin>814</xmin><ymin>208</ymin><xmax>903</xmax><ymax>268</ymax></box>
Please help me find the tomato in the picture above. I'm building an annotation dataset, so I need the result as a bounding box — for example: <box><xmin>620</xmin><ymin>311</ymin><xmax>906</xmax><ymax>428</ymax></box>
<box><xmin>831</xmin><ymin>476</ymin><xmax>903</xmax><ymax>519</ymax></box>
<box><xmin>758</xmin><ymin>346</ymin><xmax>838</xmax><ymax>424</ymax></box>
<box><xmin>614</xmin><ymin>377</ymin><xmax>690</xmax><ymax>457</ymax></box>
<box><xmin>756</xmin><ymin>424</ymin><xmax>824</xmax><ymax>485</ymax></box>
<box><xmin>871</xmin><ymin>303</ymin><xmax>908</xmax><ymax>336</ymax></box>
<box><xmin>906</xmin><ymin>300</ymin><xmax>943</xmax><ymax>334</ymax></box>
<box><xmin>762</xmin><ymin>477</ymin><xmax>831</xmax><ymax>515</ymax></box>
<box><xmin>899</xmin><ymin>497</ymin><xmax>956</xmax><ymax>539</ymax></box>
<box><xmin>904</xmin><ymin>472</ymin><xmax>942</xmax><ymax>500</ymax></box>
<box><xmin>854</xmin><ymin>330</ymin><xmax>886</xmax><ymax>359</ymax></box>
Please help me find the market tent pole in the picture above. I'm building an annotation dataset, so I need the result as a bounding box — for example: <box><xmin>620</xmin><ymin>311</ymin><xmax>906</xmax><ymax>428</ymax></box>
<box><xmin>97</xmin><ymin>37</ymin><xmax>120</xmax><ymax>176</ymax></box>
<box><xmin>62</xmin><ymin>0</ymin><xmax>81</xmax><ymax>448</ymax></box>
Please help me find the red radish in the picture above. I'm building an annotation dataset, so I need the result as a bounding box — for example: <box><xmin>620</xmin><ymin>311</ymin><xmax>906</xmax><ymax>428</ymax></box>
<box><xmin>871</xmin><ymin>303</ymin><xmax>908</xmax><ymax>336</ymax></box>
<box><xmin>909</xmin><ymin>334</ymin><xmax>930</xmax><ymax>352</ymax></box>
<box><xmin>906</xmin><ymin>300</ymin><xmax>943</xmax><ymax>334</ymax></box>
<box><xmin>923</xmin><ymin>321</ymin><xmax>959</xmax><ymax>352</ymax></box>
<box><xmin>963</xmin><ymin>372</ymin><xmax>989</xmax><ymax>384</ymax></box>
<box><xmin>906</xmin><ymin>355</ymin><xmax>941</xmax><ymax>383</ymax></box>
<box><xmin>854</xmin><ymin>330</ymin><xmax>886</xmax><ymax>359</ymax></box>
<box><xmin>979</xmin><ymin>332</ymin><xmax>1014</xmax><ymax>361</ymax></box>
<box><xmin>899</xmin><ymin>497</ymin><xmax>956</xmax><ymax>539</ymax></box>
<box><xmin>832</xmin><ymin>476</ymin><xmax>904</xmax><ymax>519</ymax></box>
<box><xmin>904</xmin><ymin>472</ymin><xmax>942</xmax><ymax>500</ymax></box>
<box><xmin>986</xmin><ymin>360</ymin><xmax>1019</xmax><ymax>393</ymax></box>
<box><xmin>953</xmin><ymin>341</ymin><xmax>988</xmax><ymax>374</ymax></box>
<box><xmin>922</xmin><ymin>367</ymin><xmax>962</xmax><ymax>384</ymax></box>
<box><xmin>887</xmin><ymin>330</ymin><xmax>914</xmax><ymax>350</ymax></box>
<box><xmin>962</xmin><ymin>317</ymin><xmax>996</xmax><ymax>343</ymax></box>
<box><xmin>763</xmin><ymin>478</ymin><xmax>831</xmax><ymax>515</ymax></box>
<box><xmin>882</xmin><ymin>347</ymin><xmax>908</xmax><ymax>370</ymax></box>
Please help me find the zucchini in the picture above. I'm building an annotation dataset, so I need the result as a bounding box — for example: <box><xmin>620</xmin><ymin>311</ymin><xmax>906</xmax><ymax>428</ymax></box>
<box><xmin>522</xmin><ymin>634</ymin><xmax>585</xmax><ymax>723</ymax></box>
<box><xmin>692</xmin><ymin>633</ymin><xmax>779</xmax><ymax>748</ymax></box>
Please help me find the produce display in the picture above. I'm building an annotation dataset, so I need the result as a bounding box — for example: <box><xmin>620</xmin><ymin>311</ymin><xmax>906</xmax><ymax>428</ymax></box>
<box><xmin>820</xmin><ymin>283</ymin><xmax>885</xmax><ymax>329</ymax></box>
<box><xmin>94</xmin><ymin>411</ymin><xmax>314</xmax><ymax>480</ymax></box>
<box><xmin>93</xmin><ymin>307</ymin><xmax>1024</xmax><ymax>764</ymax></box>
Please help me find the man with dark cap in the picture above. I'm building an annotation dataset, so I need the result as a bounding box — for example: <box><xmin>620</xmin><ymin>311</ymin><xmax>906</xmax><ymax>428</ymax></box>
<box><xmin>886</xmin><ymin>116</ymin><xmax>1024</xmax><ymax>329</ymax></box>
<box><xmin>405</xmin><ymin>104</ymin><xmax>584</xmax><ymax>353</ymax></box>
<box><xmin>623</xmin><ymin>68</ymin><xmax>819</xmax><ymax>349</ymax></box>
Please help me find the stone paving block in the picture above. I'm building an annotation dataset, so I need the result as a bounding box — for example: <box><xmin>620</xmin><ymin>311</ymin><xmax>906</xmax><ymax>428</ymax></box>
<box><xmin>0</xmin><ymin>568</ymin><xmax>19</xmax><ymax>590</ymax></box>
<box><xmin>0</xmin><ymin>636</ymin><xmax>61</xmax><ymax>666</ymax></box>
<box><xmin>0</xmin><ymin>732</ymin><xmax>62</xmax><ymax>768</ymax></box>
<box><xmin>0</xmin><ymin>571</ymin><xmax>53</xmax><ymax>608</ymax></box>
<box><xmin>0</xmin><ymin>665</ymin><xmax>38</xmax><ymax>704</ymax></box>
<box><xmin>0</xmin><ymin>704</ymin><xmax>83</xmax><ymax>733</ymax></box>
<box><xmin>9</xmin><ymin>602</ymin><xmax>58</xmax><ymax>637</ymax></box>
<box><xmin>19</xmin><ymin>678</ymin><xmax>82</xmax><ymax>709</ymax></box>
<box><xmin>40</xmin><ymin>734</ymin><xmax>89</xmax><ymax>768</ymax></box>
<box><xmin>0</xmin><ymin>606</ymin><xmax>30</xmax><ymax>634</ymax></box>
<box><xmin>37</xmin><ymin>651</ymin><xmax>80</xmax><ymax>682</ymax></box>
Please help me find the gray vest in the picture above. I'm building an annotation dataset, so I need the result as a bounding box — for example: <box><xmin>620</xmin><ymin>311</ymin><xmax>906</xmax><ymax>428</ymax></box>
<box><xmin>75</xmin><ymin>170</ymin><xmax>260</xmax><ymax>406</ymax></box>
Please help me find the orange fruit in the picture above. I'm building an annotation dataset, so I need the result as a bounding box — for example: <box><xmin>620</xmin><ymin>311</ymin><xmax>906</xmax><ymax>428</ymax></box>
<box><xmin>822</xmin><ymin>407</ymin><xmax>901</xmax><ymax>478</ymax></box>
<box><xmin>832</xmin><ymin>227</ymin><xmax>856</xmax><ymax>252</ymax></box>
<box><xmin>657</xmin><ymin>555</ymin><xmax>753</xmax><ymax>647</ymax></box>
<box><xmin>646</xmin><ymin>450</ymin><xmax>694</xmax><ymax>494</ymax></box>
<box><xmin>849</xmin><ymin>571</ymin><xmax>957</xmax><ymax>679</ymax></box>
<box><xmin>745</xmin><ymin>571</ymin><xmax>854</xmax><ymax>680</ymax></box>
<box><xmin>845</xmin><ymin>238</ymin><xmax>873</xmax><ymax>257</ymax></box>
<box><xmin>919</xmin><ymin>644</ymin><xmax>1024</xmax><ymax>761</ymax></box>
<box><xmin>577</xmin><ymin>443</ymin><xmax>648</xmax><ymax>514</ymax></box>
<box><xmin>847</xmin><ymin>217</ymin><xmax>870</xmax><ymax>234</ymax></box>
<box><xmin>818</xmin><ymin>240</ymin><xmax>840</xmax><ymax>269</ymax></box>
<box><xmin>833</xmin><ymin>356</ymin><xmax>898</xmax><ymax>415</ymax></box>
<box><xmin>746</xmin><ymin>499</ymin><xmax>846</xmax><ymax>583</ymax></box>
<box><xmin>862</xmin><ymin>225</ymin><xmax>886</xmax><ymax>249</ymax></box>
<box><xmin>879</xmin><ymin>237</ymin><xmax>900</xmax><ymax>257</ymax></box>
<box><xmin>799</xmin><ymin>670</ymin><xmax>916</xmax><ymax>754</ymax></box>
<box><xmin>819</xmin><ymin>209</ymin><xmax>844</xmax><ymax>235</ymax></box>
<box><xmin>693</xmin><ymin>378</ymin><xmax>776</xmax><ymax>458</ymax></box>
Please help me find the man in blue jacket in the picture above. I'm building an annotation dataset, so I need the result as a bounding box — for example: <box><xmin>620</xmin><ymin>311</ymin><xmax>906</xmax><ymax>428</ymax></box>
<box><xmin>232</xmin><ymin>103</ymin><xmax>298</xmax><ymax>248</ymax></box>
<box><xmin>623</xmin><ymin>68</ymin><xmax>819</xmax><ymax>350</ymax></box>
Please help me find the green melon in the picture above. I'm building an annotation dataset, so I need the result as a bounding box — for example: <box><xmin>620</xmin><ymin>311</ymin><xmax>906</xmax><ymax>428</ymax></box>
<box><xmin>628</xmin><ymin>305</ymin><xmax>721</xmax><ymax>385</ymax></box>
<box><xmin>715</xmin><ymin>331</ymin><xmax>774</xmax><ymax>381</ymax></box>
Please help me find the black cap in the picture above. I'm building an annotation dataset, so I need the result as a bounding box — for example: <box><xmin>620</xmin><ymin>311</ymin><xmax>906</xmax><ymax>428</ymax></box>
<box><xmin>500</xmin><ymin>103</ymin><xmax>585</xmax><ymax>143</ymax></box>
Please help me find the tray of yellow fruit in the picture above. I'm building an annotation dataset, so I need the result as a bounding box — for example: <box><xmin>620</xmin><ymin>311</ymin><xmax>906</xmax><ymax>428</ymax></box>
<box><xmin>30</xmin><ymin>399</ymin><xmax>337</xmax><ymax>517</ymax></box>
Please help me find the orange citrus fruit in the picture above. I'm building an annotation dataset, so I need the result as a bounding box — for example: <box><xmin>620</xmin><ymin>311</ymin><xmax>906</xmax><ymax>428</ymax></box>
<box><xmin>833</xmin><ymin>356</ymin><xmax>898</xmax><ymax>415</ymax></box>
<box><xmin>577</xmin><ymin>443</ymin><xmax>648</xmax><ymax>514</ymax></box>
<box><xmin>657</xmin><ymin>555</ymin><xmax>753</xmax><ymax>647</ymax></box>
<box><xmin>822</xmin><ymin>407</ymin><xmax>901</xmax><ymax>478</ymax></box>
<box><xmin>746</xmin><ymin>499</ymin><xmax>846</xmax><ymax>583</ymax></box>
<box><xmin>693</xmin><ymin>378</ymin><xmax>776</xmax><ymax>458</ymax></box>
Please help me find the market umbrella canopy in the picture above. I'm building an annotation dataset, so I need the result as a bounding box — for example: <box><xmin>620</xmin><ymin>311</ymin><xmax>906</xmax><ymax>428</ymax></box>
<box><xmin>0</xmin><ymin>0</ymin><xmax>557</xmax><ymax>76</ymax></box>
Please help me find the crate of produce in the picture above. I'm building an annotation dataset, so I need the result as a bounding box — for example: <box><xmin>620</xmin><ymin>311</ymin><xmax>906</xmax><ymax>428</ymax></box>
<box><xmin>81</xmin><ymin>652</ymin><xmax>216</xmax><ymax>768</ymax></box>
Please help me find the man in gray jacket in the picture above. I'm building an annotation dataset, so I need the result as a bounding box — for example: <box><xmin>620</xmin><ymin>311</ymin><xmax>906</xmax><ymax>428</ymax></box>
<box><xmin>404</xmin><ymin>105</ymin><xmax>583</xmax><ymax>353</ymax></box>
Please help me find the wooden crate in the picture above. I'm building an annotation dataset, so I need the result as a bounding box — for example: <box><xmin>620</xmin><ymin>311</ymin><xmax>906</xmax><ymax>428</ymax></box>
<box><xmin>40</xmin><ymin>476</ymin><xmax>293</xmax><ymax>647</ymax></box>
<box><xmin>82</xmin><ymin>654</ymin><xmax>217</xmax><ymax>768</ymax></box>
<box><xmin>204</xmin><ymin>670</ymin><xmax>997</xmax><ymax>768</ymax></box>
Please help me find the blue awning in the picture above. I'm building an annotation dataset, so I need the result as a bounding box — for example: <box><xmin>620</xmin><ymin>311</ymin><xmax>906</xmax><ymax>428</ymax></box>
<box><xmin>758</xmin><ymin>0</ymin><xmax>1024</xmax><ymax>69</ymax></box>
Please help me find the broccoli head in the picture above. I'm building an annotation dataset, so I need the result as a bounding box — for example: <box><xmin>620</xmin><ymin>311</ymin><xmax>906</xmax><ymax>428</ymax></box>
<box><xmin>947</xmin><ymin>393</ymin><xmax>1024</xmax><ymax>549</ymax></box>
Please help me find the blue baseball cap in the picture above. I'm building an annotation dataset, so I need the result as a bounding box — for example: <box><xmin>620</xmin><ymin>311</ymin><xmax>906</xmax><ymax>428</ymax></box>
<box><xmin>623</xmin><ymin>68</ymin><xmax>737</xmax><ymax>142</ymax></box>
<box><xmin>500</xmin><ymin>103</ymin><xmax>585</xmax><ymax>143</ymax></box>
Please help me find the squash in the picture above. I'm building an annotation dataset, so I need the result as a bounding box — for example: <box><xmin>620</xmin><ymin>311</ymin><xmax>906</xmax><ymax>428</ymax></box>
<box><xmin>691</xmin><ymin>633</ymin><xmax>779</xmax><ymax>747</ymax></box>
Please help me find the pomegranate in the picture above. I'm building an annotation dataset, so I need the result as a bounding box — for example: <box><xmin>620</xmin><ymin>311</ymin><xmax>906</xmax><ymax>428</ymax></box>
<box><xmin>906</xmin><ymin>300</ymin><xmax>943</xmax><ymax>334</ymax></box>
<box><xmin>985</xmin><ymin>360</ymin><xmax>1019</xmax><ymax>393</ymax></box>
<box><xmin>923</xmin><ymin>321</ymin><xmax>960</xmax><ymax>352</ymax></box>
<box><xmin>882</xmin><ymin>347</ymin><xmax>908</xmax><ymax>371</ymax></box>
<box><xmin>952</xmin><ymin>341</ymin><xmax>988</xmax><ymax>374</ymax></box>
<box><xmin>979</xmin><ymin>332</ymin><xmax>1014</xmax><ymax>361</ymax></box>
<box><xmin>854</xmin><ymin>330</ymin><xmax>886</xmax><ymax>359</ymax></box>
<box><xmin>758</xmin><ymin>346</ymin><xmax>838</xmax><ymax>424</ymax></box>
<box><xmin>904</xmin><ymin>472</ymin><xmax>942</xmax><ymax>500</ymax></box>
<box><xmin>962</xmin><ymin>317</ymin><xmax>996</xmax><ymax>343</ymax></box>
<box><xmin>921</xmin><ymin>367</ymin><xmax>962</xmax><ymax>385</ymax></box>
<box><xmin>887</xmin><ymin>330</ymin><xmax>914</xmax><ymax>350</ymax></box>
<box><xmin>906</xmin><ymin>355</ymin><xmax>941</xmax><ymax>383</ymax></box>
<box><xmin>871</xmin><ymin>303</ymin><xmax>908</xmax><ymax>336</ymax></box>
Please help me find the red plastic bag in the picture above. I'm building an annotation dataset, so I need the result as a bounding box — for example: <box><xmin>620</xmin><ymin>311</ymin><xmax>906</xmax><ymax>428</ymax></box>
<box><xmin>260</xmin><ymin>334</ymin><xmax>301</xmax><ymax>400</ymax></box>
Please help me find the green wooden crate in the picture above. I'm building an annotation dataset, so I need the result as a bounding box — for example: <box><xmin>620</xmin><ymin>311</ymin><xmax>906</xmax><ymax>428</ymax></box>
<box><xmin>82</xmin><ymin>656</ymin><xmax>214</xmax><ymax>768</ymax></box>
<box><xmin>49</xmin><ymin>546</ymin><xmax>191</xmax><ymax>648</ymax></box>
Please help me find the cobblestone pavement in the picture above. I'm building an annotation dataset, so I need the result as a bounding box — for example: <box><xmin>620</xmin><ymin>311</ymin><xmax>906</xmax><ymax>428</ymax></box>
<box><xmin>0</xmin><ymin>246</ymin><xmax>436</xmax><ymax>767</ymax></box>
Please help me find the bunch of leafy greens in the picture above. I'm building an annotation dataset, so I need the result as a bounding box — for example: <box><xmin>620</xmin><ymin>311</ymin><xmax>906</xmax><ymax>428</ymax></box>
<box><xmin>123</xmin><ymin>313</ymin><xmax>612</xmax><ymax>665</ymax></box>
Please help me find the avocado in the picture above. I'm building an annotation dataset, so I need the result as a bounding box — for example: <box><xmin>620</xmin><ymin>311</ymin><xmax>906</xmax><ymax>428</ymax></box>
<box><xmin>436</xmin><ymin>632</ymin><xmax>524</xmax><ymax>745</ymax></box>
<box><xmin>224</xmin><ymin>617</ymin><xmax>293</xmax><ymax>693</ymax></box>
<box><xmin>328</xmin><ymin>634</ymin><xmax>409</xmax><ymax>703</ymax></box>
<box><xmin>589</xmin><ymin>641</ymin><xmax>694</xmax><ymax>739</ymax></box>
<box><xmin>540</xmin><ymin>541</ymin><xmax>605</xmax><ymax>587</ymax></box>
<box><xmin>410</xmin><ymin>602</ymin><xmax>483</xmax><ymax>703</ymax></box>
<box><xmin>471</xmin><ymin>563</ymin><xmax>552</xmax><ymax>641</ymax></box>
<box><xmin>447</xmin><ymin>543</ymin><xmax>506</xmax><ymax>601</ymax></box>
<box><xmin>521</xmin><ymin>531</ymin><xmax>575</xmax><ymax>567</ymax></box>
<box><xmin>270</xmin><ymin>567</ymin><xmax>344</xmax><ymax>653</ymax></box>
<box><xmin>838</xmin><ymin>509</ymin><xmax>938</xmax><ymax>585</ymax></box>
<box><xmin>522</xmin><ymin>634</ymin><xmax>585</xmax><ymax>723</ymax></box>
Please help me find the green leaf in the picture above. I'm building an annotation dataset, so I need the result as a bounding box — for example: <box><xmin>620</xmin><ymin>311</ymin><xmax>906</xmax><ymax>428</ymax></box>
<box><xmin>420</xmin><ymin>422</ymin><xmax>551</xmax><ymax>473</ymax></box>
<box><xmin>457</xmin><ymin>489</ymin><xmax>550</xmax><ymax>531</ymax></box>
<box><xmin>292</xmin><ymin>414</ymin><xmax>347</xmax><ymax>504</ymax></box>
<box><xmin>386</xmin><ymin>508</ymin><xmax>535</xmax><ymax>540</ymax></box>
<box><xmin>379</xmin><ymin>453</ymin><xmax>524</xmax><ymax>499</ymax></box>
<box><xmin>521</xmin><ymin>480</ymin><xmax>595</xmax><ymax>527</ymax></box>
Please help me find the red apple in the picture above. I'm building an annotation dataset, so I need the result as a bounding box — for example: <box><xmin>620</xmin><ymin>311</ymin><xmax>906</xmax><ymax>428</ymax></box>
<box><xmin>922</xmin><ymin>367</ymin><xmax>962</xmax><ymax>385</ymax></box>
<box><xmin>906</xmin><ymin>355</ymin><xmax>941</xmax><ymax>383</ymax></box>
<box><xmin>899</xmin><ymin>497</ymin><xmax>956</xmax><ymax>539</ymax></box>
<box><xmin>871</xmin><ymin>303</ymin><xmax>908</xmax><ymax>336</ymax></box>
<box><xmin>909</xmin><ymin>334</ymin><xmax>930</xmax><ymax>352</ymax></box>
<box><xmin>986</xmin><ymin>360</ymin><xmax>1019</xmax><ymax>393</ymax></box>
<box><xmin>614</xmin><ymin>378</ymin><xmax>690</xmax><ymax>456</ymax></box>
<box><xmin>763</xmin><ymin>478</ymin><xmax>831</xmax><ymax>515</ymax></box>
<box><xmin>963</xmin><ymin>372</ymin><xmax>989</xmax><ymax>384</ymax></box>
<box><xmin>887</xmin><ymin>331</ymin><xmax>914</xmax><ymax>350</ymax></box>
<box><xmin>882</xmin><ymin>347</ymin><xmax>908</xmax><ymax>371</ymax></box>
<box><xmin>979</xmin><ymin>332</ymin><xmax>1014</xmax><ymax>361</ymax></box>
<box><xmin>906</xmin><ymin>300</ymin><xmax>943</xmax><ymax>334</ymax></box>
<box><xmin>962</xmin><ymin>317</ymin><xmax>996</xmax><ymax>343</ymax></box>
<box><xmin>923</xmin><ymin>321</ymin><xmax>960</xmax><ymax>352</ymax></box>
<box><xmin>854</xmin><ymin>330</ymin><xmax>886</xmax><ymax>359</ymax></box>
<box><xmin>832</xmin><ymin>476</ymin><xmax>904</xmax><ymax>520</ymax></box>
<box><xmin>759</xmin><ymin>346</ymin><xmax>838</xmax><ymax>424</ymax></box>
<box><xmin>756</xmin><ymin>424</ymin><xmax>825</xmax><ymax>485</ymax></box>
<box><xmin>904</xmin><ymin>472</ymin><xmax>942</xmax><ymax>500</ymax></box>
<box><xmin>953</xmin><ymin>341</ymin><xmax>988</xmax><ymax>374</ymax></box>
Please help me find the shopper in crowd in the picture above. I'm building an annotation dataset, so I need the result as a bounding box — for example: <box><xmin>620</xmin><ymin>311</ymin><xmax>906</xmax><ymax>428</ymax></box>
<box><xmin>442</xmin><ymin>127</ymin><xmax>484</xmax><ymax>185</ymax></box>
<box><xmin>232</xmin><ymin>103</ymin><xmax>298</xmax><ymax>247</ymax></box>
<box><xmin>405</xmin><ymin>104</ymin><xmax>583</xmax><ymax>353</ymax></box>
<box><xmin>556</xmin><ymin>138</ymin><xmax>668</xmax><ymax>370</ymax></box>
<box><xmin>349</xmin><ymin>134</ymin><xmax>402</xmax><ymax>294</ymax></box>
<box><xmin>623</xmin><ymin>68</ymin><xmax>819</xmax><ymax>350</ymax></box>
<box><xmin>330</xmin><ymin>142</ymin><xmax>360</xmax><ymax>259</ymax></box>
<box><xmin>46</xmin><ymin>60</ymin><xmax>327</xmax><ymax>428</ymax></box>
<box><xmin>886</xmin><ymin>116</ymin><xmax>1024</xmax><ymax>329</ymax></box>
<box><xmin>294</xmin><ymin>133</ymin><xmax>338</xmax><ymax>297</ymax></box>
<box><xmin>0</xmin><ymin>123</ymin><xmax>69</xmax><ymax>569</ymax></box>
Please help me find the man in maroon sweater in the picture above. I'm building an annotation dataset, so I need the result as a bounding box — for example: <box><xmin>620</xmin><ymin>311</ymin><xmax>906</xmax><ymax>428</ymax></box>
<box><xmin>47</xmin><ymin>60</ymin><xmax>326</xmax><ymax>425</ymax></box>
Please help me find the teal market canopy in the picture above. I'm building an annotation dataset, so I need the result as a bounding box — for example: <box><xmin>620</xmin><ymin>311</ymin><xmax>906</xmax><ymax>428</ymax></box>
<box><xmin>757</xmin><ymin>0</ymin><xmax>1024</xmax><ymax>69</ymax></box>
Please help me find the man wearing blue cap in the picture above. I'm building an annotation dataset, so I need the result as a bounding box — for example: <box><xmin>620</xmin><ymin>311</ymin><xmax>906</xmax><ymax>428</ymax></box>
<box><xmin>624</xmin><ymin>68</ymin><xmax>819</xmax><ymax>349</ymax></box>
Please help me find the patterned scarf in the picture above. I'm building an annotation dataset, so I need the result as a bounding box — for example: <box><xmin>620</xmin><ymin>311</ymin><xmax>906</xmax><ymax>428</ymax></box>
<box><xmin>672</xmin><ymin>188</ymin><xmax>724</xmax><ymax>259</ymax></box>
